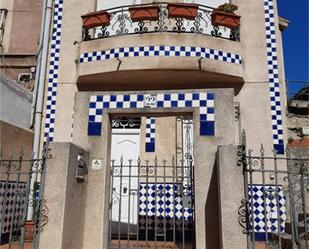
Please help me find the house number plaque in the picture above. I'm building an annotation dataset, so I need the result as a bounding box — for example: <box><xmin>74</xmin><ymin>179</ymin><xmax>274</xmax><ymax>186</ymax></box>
<box><xmin>144</xmin><ymin>94</ymin><xmax>157</xmax><ymax>108</ymax></box>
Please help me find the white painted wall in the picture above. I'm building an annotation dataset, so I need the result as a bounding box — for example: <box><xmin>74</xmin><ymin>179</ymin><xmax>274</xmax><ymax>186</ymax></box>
<box><xmin>187</xmin><ymin>0</ymin><xmax>229</xmax><ymax>7</ymax></box>
<box><xmin>97</xmin><ymin>0</ymin><xmax>140</xmax><ymax>10</ymax></box>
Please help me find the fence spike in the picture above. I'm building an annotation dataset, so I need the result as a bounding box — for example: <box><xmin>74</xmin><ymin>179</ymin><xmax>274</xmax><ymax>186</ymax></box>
<box><xmin>154</xmin><ymin>155</ymin><xmax>158</xmax><ymax>165</ymax></box>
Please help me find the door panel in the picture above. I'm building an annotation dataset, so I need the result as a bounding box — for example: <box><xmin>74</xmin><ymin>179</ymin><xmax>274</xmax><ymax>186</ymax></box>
<box><xmin>111</xmin><ymin>130</ymin><xmax>140</xmax><ymax>226</ymax></box>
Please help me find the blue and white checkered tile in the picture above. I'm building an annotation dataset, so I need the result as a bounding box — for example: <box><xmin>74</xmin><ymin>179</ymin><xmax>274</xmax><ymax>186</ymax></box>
<box><xmin>88</xmin><ymin>92</ymin><xmax>215</xmax><ymax>137</ymax></box>
<box><xmin>145</xmin><ymin>117</ymin><xmax>155</xmax><ymax>152</ymax></box>
<box><xmin>248</xmin><ymin>185</ymin><xmax>286</xmax><ymax>241</ymax></box>
<box><xmin>80</xmin><ymin>45</ymin><xmax>242</xmax><ymax>65</ymax></box>
<box><xmin>264</xmin><ymin>0</ymin><xmax>284</xmax><ymax>154</ymax></box>
<box><xmin>44</xmin><ymin>0</ymin><xmax>63</xmax><ymax>142</ymax></box>
<box><xmin>0</xmin><ymin>182</ymin><xmax>27</xmax><ymax>234</ymax></box>
<box><xmin>139</xmin><ymin>183</ymin><xmax>193</xmax><ymax>230</ymax></box>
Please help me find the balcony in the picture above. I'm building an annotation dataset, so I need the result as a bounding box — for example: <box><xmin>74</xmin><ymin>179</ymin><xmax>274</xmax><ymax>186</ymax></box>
<box><xmin>77</xmin><ymin>3</ymin><xmax>243</xmax><ymax>91</ymax></box>
<box><xmin>81</xmin><ymin>2</ymin><xmax>240</xmax><ymax>42</ymax></box>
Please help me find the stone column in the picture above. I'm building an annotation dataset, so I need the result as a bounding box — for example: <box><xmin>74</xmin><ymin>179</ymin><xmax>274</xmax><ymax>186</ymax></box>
<box><xmin>217</xmin><ymin>145</ymin><xmax>247</xmax><ymax>249</ymax></box>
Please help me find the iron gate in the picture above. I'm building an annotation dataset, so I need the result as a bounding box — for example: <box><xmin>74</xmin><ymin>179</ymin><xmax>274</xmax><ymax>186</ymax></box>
<box><xmin>0</xmin><ymin>145</ymin><xmax>49</xmax><ymax>249</ymax></box>
<box><xmin>109</xmin><ymin>156</ymin><xmax>195</xmax><ymax>249</ymax></box>
<box><xmin>238</xmin><ymin>132</ymin><xmax>309</xmax><ymax>249</ymax></box>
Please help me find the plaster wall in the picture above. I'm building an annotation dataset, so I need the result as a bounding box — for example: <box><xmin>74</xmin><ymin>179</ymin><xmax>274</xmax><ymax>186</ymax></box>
<box><xmin>140</xmin><ymin>116</ymin><xmax>177</xmax><ymax>162</ymax></box>
<box><xmin>71</xmin><ymin>88</ymin><xmax>235</xmax><ymax>249</ymax></box>
<box><xmin>39</xmin><ymin>142</ymin><xmax>88</xmax><ymax>249</ymax></box>
<box><xmin>46</xmin><ymin>0</ymin><xmax>287</xmax><ymax>158</ymax></box>
<box><xmin>7</xmin><ymin>0</ymin><xmax>41</xmax><ymax>53</ymax></box>
<box><xmin>0</xmin><ymin>120</ymin><xmax>33</xmax><ymax>159</ymax></box>
<box><xmin>0</xmin><ymin>75</ymin><xmax>32</xmax><ymax>129</ymax></box>
<box><xmin>97</xmin><ymin>0</ymin><xmax>229</xmax><ymax>9</ymax></box>
<box><xmin>77</xmin><ymin>33</ymin><xmax>243</xmax><ymax>86</ymax></box>
<box><xmin>233</xmin><ymin>0</ymin><xmax>287</xmax><ymax>155</ymax></box>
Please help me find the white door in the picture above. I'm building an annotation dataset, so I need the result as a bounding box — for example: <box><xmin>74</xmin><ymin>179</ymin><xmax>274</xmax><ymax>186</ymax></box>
<box><xmin>111</xmin><ymin>129</ymin><xmax>140</xmax><ymax>226</ymax></box>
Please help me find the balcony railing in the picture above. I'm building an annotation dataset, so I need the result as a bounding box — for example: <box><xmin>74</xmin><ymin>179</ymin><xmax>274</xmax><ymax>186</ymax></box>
<box><xmin>81</xmin><ymin>3</ymin><xmax>240</xmax><ymax>42</ymax></box>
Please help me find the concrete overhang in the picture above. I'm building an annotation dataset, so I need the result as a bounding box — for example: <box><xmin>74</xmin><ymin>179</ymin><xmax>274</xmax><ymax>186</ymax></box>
<box><xmin>76</xmin><ymin>33</ymin><xmax>244</xmax><ymax>91</ymax></box>
<box><xmin>77</xmin><ymin>69</ymin><xmax>244</xmax><ymax>91</ymax></box>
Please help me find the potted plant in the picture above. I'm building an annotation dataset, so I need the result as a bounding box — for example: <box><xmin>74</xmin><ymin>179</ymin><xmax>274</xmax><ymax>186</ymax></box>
<box><xmin>211</xmin><ymin>3</ymin><xmax>240</xmax><ymax>28</ymax></box>
<box><xmin>167</xmin><ymin>3</ymin><xmax>198</xmax><ymax>20</ymax></box>
<box><xmin>81</xmin><ymin>10</ymin><xmax>111</xmax><ymax>29</ymax></box>
<box><xmin>129</xmin><ymin>4</ymin><xmax>160</xmax><ymax>22</ymax></box>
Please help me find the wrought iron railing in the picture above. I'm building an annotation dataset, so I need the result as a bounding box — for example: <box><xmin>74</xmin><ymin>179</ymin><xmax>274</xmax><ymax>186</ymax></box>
<box><xmin>82</xmin><ymin>3</ymin><xmax>240</xmax><ymax>42</ymax></box>
<box><xmin>0</xmin><ymin>145</ymin><xmax>49</xmax><ymax>248</ymax></box>
<box><xmin>237</xmin><ymin>131</ymin><xmax>309</xmax><ymax>248</ymax></box>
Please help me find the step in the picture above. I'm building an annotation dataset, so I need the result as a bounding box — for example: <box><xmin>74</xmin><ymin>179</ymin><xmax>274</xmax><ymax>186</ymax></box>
<box><xmin>272</xmin><ymin>233</ymin><xmax>293</xmax><ymax>249</ymax></box>
<box><xmin>285</xmin><ymin>222</ymin><xmax>309</xmax><ymax>238</ymax></box>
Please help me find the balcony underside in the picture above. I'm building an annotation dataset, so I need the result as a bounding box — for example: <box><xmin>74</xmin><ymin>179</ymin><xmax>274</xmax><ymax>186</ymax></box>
<box><xmin>76</xmin><ymin>69</ymin><xmax>244</xmax><ymax>92</ymax></box>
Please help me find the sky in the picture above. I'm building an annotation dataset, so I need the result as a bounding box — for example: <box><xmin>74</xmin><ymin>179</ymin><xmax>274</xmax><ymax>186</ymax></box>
<box><xmin>277</xmin><ymin>0</ymin><xmax>309</xmax><ymax>97</ymax></box>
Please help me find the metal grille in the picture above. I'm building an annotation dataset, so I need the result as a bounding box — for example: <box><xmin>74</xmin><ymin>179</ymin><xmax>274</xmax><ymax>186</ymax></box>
<box><xmin>237</xmin><ymin>132</ymin><xmax>309</xmax><ymax>249</ymax></box>
<box><xmin>109</xmin><ymin>157</ymin><xmax>195</xmax><ymax>249</ymax></box>
<box><xmin>83</xmin><ymin>2</ymin><xmax>240</xmax><ymax>41</ymax></box>
<box><xmin>0</xmin><ymin>145</ymin><xmax>49</xmax><ymax>248</ymax></box>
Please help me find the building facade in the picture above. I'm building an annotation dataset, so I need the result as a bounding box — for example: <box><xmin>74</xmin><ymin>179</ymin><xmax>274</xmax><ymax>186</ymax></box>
<box><xmin>38</xmin><ymin>0</ymin><xmax>289</xmax><ymax>248</ymax></box>
<box><xmin>0</xmin><ymin>0</ymin><xmax>41</xmax><ymax>158</ymax></box>
<box><xmin>0</xmin><ymin>0</ymin><xmax>42</xmax><ymax>88</ymax></box>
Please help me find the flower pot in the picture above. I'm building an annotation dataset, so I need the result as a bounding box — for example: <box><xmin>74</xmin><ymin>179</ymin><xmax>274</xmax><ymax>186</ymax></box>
<box><xmin>81</xmin><ymin>10</ymin><xmax>111</xmax><ymax>29</ymax></box>
<box><xmin>129</xmin><ymin>5</ymin><xmax>160</xmax><ymax>22</ymax></box>
<box><xmin>211</xmin><ymin>11</ymin><xmax>240</xmax><ymax>29</ymax></box>
<box><xmin>24</xmin><ymin>221</ymin><xmax>35</xmax><ymax>241</ymax></box>
<box><xmin>168</xmin><ymin>3</ymin><xmax>198</xmax><ymax>20</ymax></box>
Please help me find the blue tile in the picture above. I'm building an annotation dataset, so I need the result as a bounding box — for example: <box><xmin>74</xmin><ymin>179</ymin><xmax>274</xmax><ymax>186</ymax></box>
<box><xmin>200</xmin><ymin>121</ymin><xmax>215</xmax><ymax>136</ymax></box>
<box><xmin>274</xmin><ymin>144</ymin><xmax>284</xmax><ymax>155</ymax></box>
<box><xmin>88</xmin><ymin>122</ymin><xmax>102</xmax><ymax>136</ymax></box>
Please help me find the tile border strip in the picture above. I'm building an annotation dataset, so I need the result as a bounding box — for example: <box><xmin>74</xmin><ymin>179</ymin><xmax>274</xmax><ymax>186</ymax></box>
<box><xmin>80</xmin><ymin>45</ymin><xmax>242</xmax><ymax>65</ymax></box>
<box><xmin>44</xmin><ymin>0</ymin><xmax>63</xmax><ymax>142</ymax></box>
<box><xmin>263</xmin><ymin>0</ymin><xmax>284</xmax><ymax>154</ymax></box>
<box><xmin>88</xmin><ymin>92</ymin><xmax>215</xmax><ymax>137</ymax></box>
<box><xmin>145</xmin><ymin>117</ymin><xmax>155</xmax><ymax>152</ymax></box>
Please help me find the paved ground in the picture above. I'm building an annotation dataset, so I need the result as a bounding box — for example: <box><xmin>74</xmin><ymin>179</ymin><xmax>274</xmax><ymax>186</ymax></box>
<box><xmin>255</xmin><ymin>242</ymin><xmax>267</xmax><ymax>249</ymax></box>
<box><xmin>0</xmin><ymin>241</ymin><xmax>267</xmax><ymax>249</ymax></box>
<box><xmin>0</xmin><ymin>243</ymin><xmax>32</xmax><ymax>249</ymax></box>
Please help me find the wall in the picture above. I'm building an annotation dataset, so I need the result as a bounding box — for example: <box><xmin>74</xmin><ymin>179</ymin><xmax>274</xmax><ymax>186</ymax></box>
<box><xmin>97</xmin><ymin>0</ymin><xmax>229</xmax><ymax>9</ymax></box>
<box><xmin>0</xmin><ymin>120</ymin><xmax>33</xmax><ymax>159</ymax></box>
<box><xmin>69</xmin><ymin>88</ymin><xmax>236</xmax><ymax>249</ymax></box>
<box><xmin>7</xmin><ymin>0</ymin><xmax>41</xmax><ymax>53</ymax></box>
<box><xmin>0</xmin><ymin>74</ymin><xmax>32</xmax><ymax>129</ymax></box>
<box><xmin>43</xmin><ymin>0</ymin><xmax>287</xmax><ymax>158</ymax></box>
<box><xmin>0</xmin><ymin>0</ymin><xmax>41</xmax><ymax>82</ymax></box>
<box><xmin>39</xmin><ymin>142</ymin><xmax>88</xmax><ymax>249</ymax></box>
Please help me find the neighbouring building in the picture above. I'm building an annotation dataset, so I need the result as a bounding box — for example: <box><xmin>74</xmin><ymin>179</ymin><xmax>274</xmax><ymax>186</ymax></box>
<box><xmin>0</xmin><ymin>0</ymin><xmax>42</xmax><ymax>89</ymax></box>
<box><xmin>5</xmin><ymin>0</ymin><xmax>294</xmax><ymax>248</ymax></box>
<box><xmin>0</xmin><ymin>0</ymin><xmax>42</xmax><ymax>157</ymax></box>
<box><xmin>0</xmin><ymin>74</ymin><xmax>33</xmax><ymax>158</ymax></box>
<box><xmin>287</xmin><ymin>87</ymin><xmax>309</xmax><ymax>157</ymax></box>
<box><xmin>0</xmin><ymin>2</ymin><xmax>41</xmax><ymax>244</ymax></box>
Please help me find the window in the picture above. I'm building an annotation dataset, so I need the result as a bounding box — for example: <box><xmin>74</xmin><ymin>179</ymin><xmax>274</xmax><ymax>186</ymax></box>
<box><xmin>0</xmin><ymin>9</ymin><xmax>8</xmax><ymax>49</ymax></box>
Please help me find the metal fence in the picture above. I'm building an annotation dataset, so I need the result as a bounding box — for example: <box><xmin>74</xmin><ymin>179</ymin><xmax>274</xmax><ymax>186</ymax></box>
<box><xmin>109</xmin><ymin>156</ymin><xmax>195</xmax><ymax>249</ymax></box>
<box><xmin>238</xmin><ymin>132</ymin><xmax>309</xmax><ymax>249</ymax></box>
<box><xmin>0</xmin><ymin>145</ymin><xmax>49</xmax><ymax>249</ymax></box>
<box><xmin>83</xmin><ymin>2</ymin><xmax>239</xmax><ymax>41</ymax></box>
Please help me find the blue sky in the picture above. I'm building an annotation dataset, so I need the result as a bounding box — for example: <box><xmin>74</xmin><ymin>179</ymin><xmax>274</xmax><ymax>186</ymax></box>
<box><xmin>277</xmin><ymin>0</ymin><xmax>309</xmax><ymax>97</ymax></box>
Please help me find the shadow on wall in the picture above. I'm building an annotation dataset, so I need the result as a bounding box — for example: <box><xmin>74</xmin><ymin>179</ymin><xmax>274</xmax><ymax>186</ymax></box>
<box><xmin>205</xmin><ymin>159</ymin><xmax>220</xmax><ymax>249</ymax></box>
<box><xmin>0</xmin><ymin>120</ymin><xmax>33</xmax><ymax>159</ymax></box>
